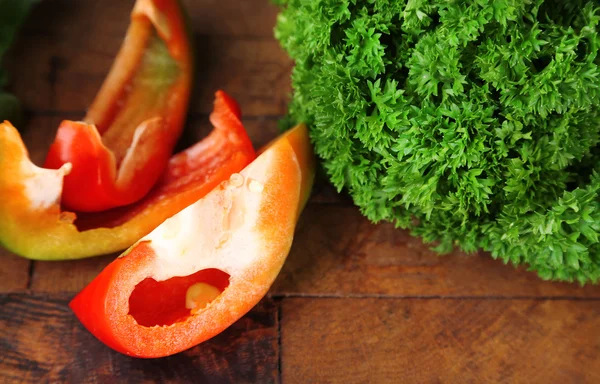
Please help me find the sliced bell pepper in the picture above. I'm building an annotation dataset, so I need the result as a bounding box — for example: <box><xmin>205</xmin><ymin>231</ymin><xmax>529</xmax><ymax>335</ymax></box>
<box><xmin>0</xmin><ymin>91</ymin><xmax>255</xmax><ymax>260</ymax></box>
<box><xmin>43</xmin><ymin>0</ymin><xmax>193</xmax><ymax>212</ymax></box>
<box><xmin>69</xmin><ymin>123</ymin><xmax>315</xmax><ymax>358</ymax></box>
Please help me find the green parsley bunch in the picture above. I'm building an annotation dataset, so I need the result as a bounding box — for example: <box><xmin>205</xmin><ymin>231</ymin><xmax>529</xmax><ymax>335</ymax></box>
<box><xmin>275</xmin><ymin>0</ymin><xmax>600</xmax><ymax>283</ymax></box>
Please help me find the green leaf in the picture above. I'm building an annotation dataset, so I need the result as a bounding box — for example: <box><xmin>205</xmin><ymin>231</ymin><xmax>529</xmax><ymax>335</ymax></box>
<box><xmin>580</xmin><ymin>224</ymin><xmax>599</xmax><ymax>243</ymax></box>
<box><xmin>0</xmin><ymin>0</ymin><xmax>40</xmax><ymax>58</ymax></box>
<box><xmin>0</xmin><ymin>91</ymin><xmax>22</xmax><ymax>125</ymax></box>
<box><xmin>0</xmin><ymin>0</ymin><xmax>40</xmax><ymax>124</ymax></box>
<box><xmin>566</xmin><ymin>249</ymin><xmax>580</xmax><ymax>270</ymax></box>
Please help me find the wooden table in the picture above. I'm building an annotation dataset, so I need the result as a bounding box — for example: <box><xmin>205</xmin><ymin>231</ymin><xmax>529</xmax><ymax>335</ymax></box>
<box><xmin>1</xmin><ymin>1</ymin><xmax>599</xmax><ymax>382</ymax></box>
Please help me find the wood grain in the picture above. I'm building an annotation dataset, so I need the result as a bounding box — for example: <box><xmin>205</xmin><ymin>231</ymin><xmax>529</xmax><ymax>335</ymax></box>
<box><xmin>0</xmin><ymin>293</ymin><xmax>279</xmax><ymax>384</ymax></box>
<box><xmin>29</xmin><ymin>254</ymin><xmax>115</xmax><ymax>293</ymax></box>
<box><xmin>272</xmin><ymin>205</ymin><xmax>600</xmax><ymax>298</ymax></box>
<box><xmin>180</xmin><ymin>0</ymin><xmax>281</xmax><ymax>38</ymax></box>
<box><xmin>0</xmin><ymin>249</ymin><xmax>30</xmax><ymax>292</ymax></box>
<box><xmin>4</xmin><ymin>0</ymin><xmax>292</xmax><ymax>117</ymax></box>
<box><xmin>280</xmin><ymin>297</ymin><xmax>600</xmax><ymax>383</ymax></box>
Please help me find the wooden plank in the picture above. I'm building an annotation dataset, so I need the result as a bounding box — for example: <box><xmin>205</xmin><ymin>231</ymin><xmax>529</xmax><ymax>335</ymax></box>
<box><xmin>187</xmin><ymin>38</ymin><xmax>292</xmax><ymax>117</ymax></box>
<box><xmin>280</xmin><ymin>297</ymin><xmax>600</xmax><ymax>383</ymax></box>
<box><xmin>0</xmin><ymin>248</ymin><xmax>30</xmax><ymax>292</ymax></box>
<box><xmin>4</xmin><ymin>0</ymin><xmax>291</xmax><ymax>116</ymax></box>
<box><xmin>0</xmin><ymin>293</ymin><xmax>279</xmax><ymax>383</ymax></box>
<box><xmin>180</xmin><ymin>0</ymin><xmax>281</xmax><ymax>38</ymax></box>
<box><xmin>272</xmin><ymin>205</ymin><xmax>600</xmax><ymax>298</ymax></box>
<box><xmin>30</xmin><ymin>254</ymin><xmax>115</xmax><ymax>293</ymax></box>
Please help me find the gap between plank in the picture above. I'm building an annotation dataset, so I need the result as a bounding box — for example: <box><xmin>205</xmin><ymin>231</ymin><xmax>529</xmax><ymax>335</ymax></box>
<box><xmin>26</xmin><ymin>260</ymin><xmax>35</xmax><ymax>290</ymax></box>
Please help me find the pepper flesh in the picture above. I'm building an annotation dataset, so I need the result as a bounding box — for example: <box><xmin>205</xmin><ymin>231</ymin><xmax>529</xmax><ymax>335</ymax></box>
<box><xmin>43</xmin><ymin>0</ymin><xmax>193</xmax><ymax>212</ymax></box>
<box><xmin>69</xmin><ymin>123</ymin><xmax>315</xmax><ymax>358</ymax></box>
<box><xmin>0</xmin><ymin>91</ymin><xmax>255</xmax><ymax>260</ymax></box>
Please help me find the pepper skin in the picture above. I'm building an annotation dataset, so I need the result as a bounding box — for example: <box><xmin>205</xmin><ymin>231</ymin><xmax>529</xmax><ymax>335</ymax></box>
<box><xmin>69</xmin><ymin>123</ymin><xmax>315</xmax><ymax>358</ymax></box>
<box><xmin>44</xmin><ymin>0</ymin><xmax>193</xmax><ymax>212</ymax></box>
<box><xmin>0</xmin><ymin>91</ymin><xmax>255</xmax><ymax>260</ymax></box>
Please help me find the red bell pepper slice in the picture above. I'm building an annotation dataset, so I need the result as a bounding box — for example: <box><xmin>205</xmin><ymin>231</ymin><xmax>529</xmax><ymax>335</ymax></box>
<box><xmin>0</xmin><ymin>91</ymin><xmax>255</xmax><ymax>260</ymax></box>
<box><xmin>43</xmin><ymin>0</ymin><xmax>193</xmax><ymax>212</ymax></box>
<box><xmin>69</xmin><ymin>123</ymin><xmax>315</xmax><ymax>358</ymax></box>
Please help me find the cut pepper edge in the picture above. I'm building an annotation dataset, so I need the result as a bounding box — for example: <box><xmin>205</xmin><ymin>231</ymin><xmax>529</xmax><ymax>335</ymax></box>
<box><xmin>43</xmin><ymin>0</ymin><xmax>194</xmax><ymax>212</ymax></box>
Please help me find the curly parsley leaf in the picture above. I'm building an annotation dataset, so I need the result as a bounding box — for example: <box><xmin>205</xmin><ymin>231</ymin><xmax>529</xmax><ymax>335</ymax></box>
<box><xmin>275</xmin><ymin>0</ymin><xmax>600</xmax><ymax>284</ymax></box>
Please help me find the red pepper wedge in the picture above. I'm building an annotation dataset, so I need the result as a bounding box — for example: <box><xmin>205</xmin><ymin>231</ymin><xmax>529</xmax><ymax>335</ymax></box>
<box><xmin>69</xmin><ymin>123</ymin><xmax>315</xmax><ymax>358</ymax></box>
<box><xmin>43</xmin><ymin>0</ymin><xmax>193</xmax><ymax>212</ymax></box>
<box><xmin>0</xmin><ymin>91</ymin><xmax>255</xmax><ymax>260</ymax></box>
